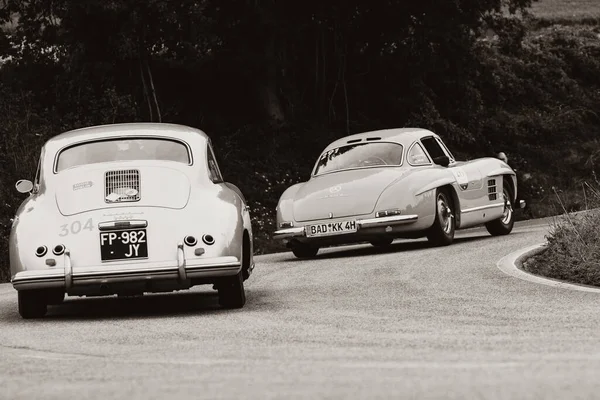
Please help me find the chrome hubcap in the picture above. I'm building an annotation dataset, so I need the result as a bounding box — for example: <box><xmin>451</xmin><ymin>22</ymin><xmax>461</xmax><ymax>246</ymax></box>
<box><xmin>437</xmin><ymin>194</ymin><xmax>453</xmax><ymax>234</ymax></box>
<box><xmin>501</xmin><ymin>191</ymin><xmax>513</xmax><ymax>225</ymax></box>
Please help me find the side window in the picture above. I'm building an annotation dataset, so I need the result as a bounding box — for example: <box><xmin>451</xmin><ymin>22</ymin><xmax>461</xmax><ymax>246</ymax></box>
<box><xmin>207</xmin><ymin>143</ymin><xmax>224</xmax><ymax>183</ymax></box>
<box><xmin>408</xmin><ymin>142</ymin><xmax>431</xmax><ymax>166</ymax></box>
<box><xmin>420</xmin><ymin>136</ymin><xmax>446</xmax><ymax>160</ymax></box>
<box><xmin>435</xmin><ymin>137</ymin><xmax>455</xmax><ymax>163</ymax></box>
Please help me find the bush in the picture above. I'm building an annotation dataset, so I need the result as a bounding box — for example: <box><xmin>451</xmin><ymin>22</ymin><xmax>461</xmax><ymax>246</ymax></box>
<box><xmin>2</xmin><ymin>16</ymin><xmax>600</xmax><ymax>282</ymax></box>
<box><xmin>523</xmin><ymin>184</ymin><xmax>600</xmax><ymax>286</ymax></box>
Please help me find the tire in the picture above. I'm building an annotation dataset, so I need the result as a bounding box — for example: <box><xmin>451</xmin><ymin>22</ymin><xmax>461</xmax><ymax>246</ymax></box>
<box><xmin>18</xmin><ymin>290</ymin><xmax>48</xmax><ymax>319</ymax></box>
<box><xmin>370</xmin><ymin>238</ymin><xmax>394</xmax><ymax>247</ymax></box>
<box><xmin>485</xmin><ymin>183</ymin><xmax>515</xmax><ymax>236</ymax></box>
<box><xmin>241</xmin><ymin>234</ymin><xmax>251</xmax><ymax>281</ymax></box>
<box><xmin>45</xmin><ymin>289</ymin><xmax>65</xmax><ymax>305</ymax></box>
<box><xmin>426</xmin><ymin>188</ymin><xmax>456</xmax><ymax>246</ymax></box>
<box><xmin>218</xmin><ymin>270</ymin><xmax>246</xmax><ymax>309</ymax></box>
<box><xmin>291</xmin><ymin>242</ymin><xmax>319</xmax><ymax>259</ymax></box>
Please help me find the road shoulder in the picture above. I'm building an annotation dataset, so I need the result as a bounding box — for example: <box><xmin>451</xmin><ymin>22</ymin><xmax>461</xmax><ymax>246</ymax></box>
<box><xmin>496</xmin><ymin>242</ymin><xmax>600</xmax><ymax>293</ymax></box>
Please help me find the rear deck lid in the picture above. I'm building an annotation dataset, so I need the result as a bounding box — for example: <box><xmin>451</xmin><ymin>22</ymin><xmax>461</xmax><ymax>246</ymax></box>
<box><xmin>55</xmin><ymin>165</ymin><xmax>191</xmax><ymax>216</ymax></box>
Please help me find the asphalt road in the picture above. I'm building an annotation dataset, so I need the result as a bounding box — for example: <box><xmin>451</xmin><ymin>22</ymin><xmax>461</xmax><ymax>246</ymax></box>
<box><xmin>1</xmin><ymin>217</ymin><xmax>600</xmax><ymax>399</ymax></box>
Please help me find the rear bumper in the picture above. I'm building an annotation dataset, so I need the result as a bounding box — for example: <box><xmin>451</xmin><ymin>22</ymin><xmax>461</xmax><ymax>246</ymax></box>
<box><xmin>11</xmin><ymin>249</ymin><xmax>240</xmax><ymax>291</ymax></box>
<box><xmin>273</xmin><ymin>214</ymin><xmax>419</xmax><ymax>240</ymax></box>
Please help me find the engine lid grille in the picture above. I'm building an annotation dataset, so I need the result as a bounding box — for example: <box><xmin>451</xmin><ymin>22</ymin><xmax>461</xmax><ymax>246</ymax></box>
<box><xmin>105</xmin><ymin>169</ymin><xmax>141</xmax><ymax>203</ymax></box>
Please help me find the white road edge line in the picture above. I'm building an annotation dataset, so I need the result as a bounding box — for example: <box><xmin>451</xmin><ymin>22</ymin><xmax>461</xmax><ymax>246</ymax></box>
<box><xmin>496</xmin><ymin>242</ymin><xmax>600</xmax><ymax>293</ymax></box>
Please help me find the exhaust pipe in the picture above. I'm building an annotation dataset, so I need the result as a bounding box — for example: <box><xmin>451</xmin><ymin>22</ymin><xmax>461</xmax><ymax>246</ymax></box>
<box><xmin>202</xmin><ymin>234</ymin><xmax>215</xmax><ymax>246</ymax></box>
<box><xmin>53</xmin><ymin>244</ymin><xmax>65</xmax><ymax>256</ymax></box>
<box><xmin>35</xmin><ymin>245</ymin><xmax>48</xmax><ymax>257</ymax></box>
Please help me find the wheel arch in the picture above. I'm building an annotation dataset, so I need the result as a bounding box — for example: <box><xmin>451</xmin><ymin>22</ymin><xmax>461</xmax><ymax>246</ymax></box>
<box><xmin>502</xmin><ymin>174</ymin><xmax>516</xmax><ymax>202</ymax></box>
<box><xmin>438</xmin><ymin>184</ymin><xmax>462</xmax><ymax>229</ymax></box>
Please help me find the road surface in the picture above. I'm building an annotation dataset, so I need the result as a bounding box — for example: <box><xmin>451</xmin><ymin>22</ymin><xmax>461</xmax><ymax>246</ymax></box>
<box><xmin>1</xmin><ymin>217</ymin><xmax>599</xmax><ymax>399</ymax></box>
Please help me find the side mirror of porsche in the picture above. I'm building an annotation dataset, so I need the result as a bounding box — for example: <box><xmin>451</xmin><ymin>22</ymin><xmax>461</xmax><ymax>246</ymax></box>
<box><xmin>15</xmin><ymin>179</ymin><xmax>34</xmax><ymax>194</ymax></box>
<box><xmin>433</xmin><ymin>155</ymin><xmax>450</xmax><ymax>167</ymax></box>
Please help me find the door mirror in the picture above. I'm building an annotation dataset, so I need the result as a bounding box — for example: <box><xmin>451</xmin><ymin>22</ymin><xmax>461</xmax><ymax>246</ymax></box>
<box><xmin>497</xmin><ymin>152</ymin><xmax>508</xmax><ymax>164</ymax></box>
<box><xmin>432</xmin><ymin>155</ymin><xmax>450</xmax><ymax>167</ymax></box>
<box><xmin>15</xmin><ymin>179</ymin><xmax>34</xmax><ymax>194</ymax></box>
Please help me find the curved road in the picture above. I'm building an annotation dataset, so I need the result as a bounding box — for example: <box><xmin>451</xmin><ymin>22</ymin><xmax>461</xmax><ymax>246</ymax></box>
<box><xmin>1</xmin><ymin>217</ymin><xmax>600</xmax><ymax>399</ymax></box>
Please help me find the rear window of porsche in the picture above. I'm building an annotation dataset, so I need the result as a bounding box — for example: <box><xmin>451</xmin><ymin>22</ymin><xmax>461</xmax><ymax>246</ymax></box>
<box><xmin>55</xmin><ymin>138</ymin><xmax>191</xmax><ymax>172</ymax></box>
<box><xmin>314</xmin><ymin>142</ymin><xmax>404</xmax><ymax>176</ymax></box>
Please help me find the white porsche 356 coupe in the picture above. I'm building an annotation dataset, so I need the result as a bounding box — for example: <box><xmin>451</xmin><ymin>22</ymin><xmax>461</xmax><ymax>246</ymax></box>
<box><xmin>10</xmin><ymin>123</ymin><xmax>254</xmax><ymax>318</ymax></box>
<box><xmin>273</xmin><ymin>128</ymin><xmax>525</xmax><ymax>258</ymax></box>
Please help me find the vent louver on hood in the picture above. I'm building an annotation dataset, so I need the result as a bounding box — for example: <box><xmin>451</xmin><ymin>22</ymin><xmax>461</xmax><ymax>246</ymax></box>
<box><xmin>105</xmin><ymin>169</ymin><xmax>141</xmax><ymax>203</ymax></box>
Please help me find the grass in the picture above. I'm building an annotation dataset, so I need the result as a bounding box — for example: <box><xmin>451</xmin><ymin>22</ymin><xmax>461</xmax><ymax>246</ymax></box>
<box><xmin>522</xmin><ymin>181</ymin><xmax>600</xmax><ymax>287</ymax></box>
<box><xmin>530</xmin><ymin>0</ymin><xmax>600</xmax><ymax>20</ymax></box>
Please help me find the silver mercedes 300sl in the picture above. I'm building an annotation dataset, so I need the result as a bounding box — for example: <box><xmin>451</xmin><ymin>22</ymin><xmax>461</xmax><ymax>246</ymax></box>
<box><xmin>273</xmin><ymin>128</ymin><xmax>525</xmax><ymax>258</ymax></box>
<box><xmin>10</xmin><ymin>123</ymin><xmax>254</xmax><ymax>318</ymax></box>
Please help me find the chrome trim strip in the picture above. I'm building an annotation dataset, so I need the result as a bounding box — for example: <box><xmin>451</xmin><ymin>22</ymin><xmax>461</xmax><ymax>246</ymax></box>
<box><xmin>98</xmin><ymin>219</ymin><xmax>148</xmax><ymax>230</ymax></box>
<box><xmin>461</xmin><ymin>203</ymin><xmax>504</xmax><ymax>214</ymax></box>
<box><xmin>357</xmin><ymin>214</ymin><xmax>419</xmax><ymax>229</ymax></box>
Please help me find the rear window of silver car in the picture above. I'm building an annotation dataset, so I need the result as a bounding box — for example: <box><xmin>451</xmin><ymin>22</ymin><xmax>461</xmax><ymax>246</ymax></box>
<box><xmin>314</xmin><ymin>142</ymin><xmax>403</xmax><ymax>176</ymax></box>
<box><xmin>55</xmin><ymin>138</ymin><xmax>191</xmax><ymax>172</ymax></box>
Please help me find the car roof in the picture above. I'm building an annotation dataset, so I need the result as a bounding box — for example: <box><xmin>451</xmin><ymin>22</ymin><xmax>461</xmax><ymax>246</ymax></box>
<box><xmin>43</xmin><ymin>122</ymin><xmax>209</xmax><ymax>151</ymax></box>
<box><xmin>322</xmin><ymin>128</ymin><xmax>438</xmax><ymax>153</ymax></box>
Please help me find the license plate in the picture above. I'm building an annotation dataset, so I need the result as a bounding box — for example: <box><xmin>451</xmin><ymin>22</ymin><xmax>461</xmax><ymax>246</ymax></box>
<box><xmin>306</xmin><ymin>220</ymin><xmax>357</xmax><ymax>237</ymax></box>
<box><xmin>99</xmin><ymin>229</ymin><xmax>148</xmax><ymax>261</ymax></box>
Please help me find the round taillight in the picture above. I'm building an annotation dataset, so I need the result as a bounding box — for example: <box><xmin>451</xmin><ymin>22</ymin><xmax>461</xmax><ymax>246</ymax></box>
<box><xmin>184</xmin><ymin>235</ymin><xmax>197</xmax><ymax>246</ymax></box>
<box><xmin>53</xmin><ymin>244</ymin><xmax>65</xmax><ymax>256</ymax></box>
<box><xmin>35</xmin><ymin>245</ymin><xmax>47</xmax><ymax>257</ymax></box>
<box><xmin>202</xmin><ymin>234</ymin><xmax>215</xmax><ymax>246</ymax></box>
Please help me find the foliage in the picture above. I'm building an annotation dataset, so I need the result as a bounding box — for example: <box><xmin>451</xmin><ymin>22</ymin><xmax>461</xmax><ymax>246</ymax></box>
<box><xmin>0</xmin><ymin>0</ymin><xmax>600</xmax><ymax>281</ymax></box>
<box><xmin>522</xmin><ymin>184</ymin><xmax>600</xmax><ymax>287</ymax></box>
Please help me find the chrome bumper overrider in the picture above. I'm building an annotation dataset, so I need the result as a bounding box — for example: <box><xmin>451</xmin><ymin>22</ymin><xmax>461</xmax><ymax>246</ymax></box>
<box><xmin>11</xmin><ymin>243</ymin><xmax>241</xmax><ymax>291</ymax></box>
<box><xmin>273</xmin><ymin>214</ymin><xmax>419</xmax><ymax>239</ymax></box>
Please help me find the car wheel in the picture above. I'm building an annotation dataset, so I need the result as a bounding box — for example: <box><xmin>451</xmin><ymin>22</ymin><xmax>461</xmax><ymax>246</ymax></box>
<box><xmin>426</xmin><ymin>188</ymin><xmax>455</xmax><ymax>246</ymax></box>
<box><xmin>485</xmin><ymin>184</ymin><xmax>515</xmax><ymax>236</ymax></box>
<box><xmin>241</xmin><ymin>235</ymin><xmax>251</xmax><ymax>281</ymax></box>
<box><xmin>45</xmin><ymin>289</ymin><xmax>65</xmax><ymax>305</ymax></box>
<box><xmin>291</xmin><ymin>242</ymin><xmax>319</xmax><ymax>259</ymax></box>
<box><xmin>370</xmin><ymin>238</ymin><xmax>394</xmax><ymax>247</ymax></box>
<box><xmin>217</xmin><ymin>270</ymin><xmax>246</xmax><ymax>309</ymax></box>
<box><xmin>18</xmin><ymin>290</ymin><xmax>48</xmax><ymax>319</ymax></box>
